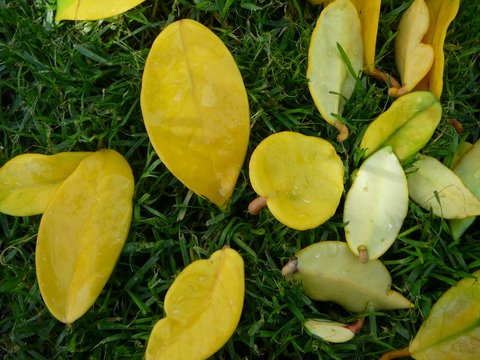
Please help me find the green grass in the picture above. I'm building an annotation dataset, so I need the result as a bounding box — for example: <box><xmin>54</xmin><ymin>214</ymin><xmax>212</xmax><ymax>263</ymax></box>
<box><xmin>1</xmin><ymin>0</ymin><xmax>479</xmax><ymax>358</ymax></box>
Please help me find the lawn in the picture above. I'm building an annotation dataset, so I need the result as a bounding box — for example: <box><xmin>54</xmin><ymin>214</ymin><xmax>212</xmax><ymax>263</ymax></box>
<box><xmin>1</xmin><ymin>0</ymin><xmax>479</xmax><ymax>359</ymax></box>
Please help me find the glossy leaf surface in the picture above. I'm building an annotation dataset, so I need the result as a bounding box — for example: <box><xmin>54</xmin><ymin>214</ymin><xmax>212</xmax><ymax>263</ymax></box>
<box><xmin>407</xmin><ymin>154</ymin><xmax>480</xmax><ymax>219</ymax></box>
<box><xmin>449</xmin><ymin>140</ymin><xmax>480</xmax><ymax>239</ymax></box>
<box><xmin>56</xmin><ymin>0</ymin><xmax>145</xmax><ymax>21</ymax></box>
<box><xmin>0</xmin><ymin>152</ymin><xmax>91</xmax><ymax>216</ymax></box>
<box><xmin>391</xmin><ymin>0</ymin><xmax>434</xmax><ymax>96</ymax></box>
<box><xmin>36</xmin><ymin>150</ymin><xmax>134</xmax><ymax>324</ymax></box>
<box><xmin>307</xmin><ymin>0</ymin><xmax>363</xmax><ymax>141</ymax></box>
<box><xmin>285</xmin><ymin>241</ymin><xmax>412</xmax><ymax>312</ymax></box>
<box><xmin>249</xmin><ymin>132</ymin><xmax>344</xmax><ymax>230</ymax></box>
<box><xmin>414</xmin><ymin>0</ymin><xmax>460</xmax><ymax>98</ymax></box>
<box><xmin>145</xmin><ymin>248</ymin><xmax>245</xmax><ymax>360</ymax></box>
<box><xmin>344</xmin><ymin>146</ymin><xmax>408</xmax><ymax>260</ymax></box>
<box><xmin>360</xmin><ymin>91</ymin><xmax>441</xmax><ymax>162</ymax></box>
<box><xmin>141</xmin><ymin>19</ymin><xmax>250</xmax><ymax>207</ymax></box>
<box><xmin>304</xmin><ymin>319</ymin><xmax>355</xmax><ymax>343</ymax></box>
<box><xmin>409</xmin><ymin>270</ymin><xmax>480</xmax><ymax>360</ymax></box>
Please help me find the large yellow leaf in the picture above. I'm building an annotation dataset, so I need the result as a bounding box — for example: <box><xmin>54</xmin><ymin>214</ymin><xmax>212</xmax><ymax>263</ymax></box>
<box><xmin>0</xmin><ymin>152</ymin><xmax>91</xmax><ymax>216</ymax></box>
<box><xmin>344</xmin><ymin>146</ymin><xmax>408</xmax><ymax>260</ymax></box>
<box><xmin>141</xmin><ymin>19</ymin><xmax>250</xmax><ymax>207</ymax></box>
<box><xmin>36</xmin><ymin>149</ymin><xmax>134</xmax><ymax>324</ymax></box>
<box><xmin>145</xmin><ymin>247</ymin><xmax>244</xmax><ymax>360</ymax></box>
<box><xmin>283</xmin><ymin>241</ymin><xmax>412</xmax><ymax>312</ymax></box>
<box><xmin>248</xmin><ymin>132</ymin><xmax>344</xmax><ymax>230</ymax></box>
<box><xmin>307</xmin><ymin>0</ymin><xmax>364</xmax><ymax>141</ymax></box>
<box><xmin>407</xmin><ymin>154</ymin><xmax>480</xmax><ymax>219</ymax></box>
<box><xmin>55</xmin><ymin>0</ymin><xmax>145</xmax><ymax>21</ymax></box>
<box><xmin>360</xmin><ymin>91</ymin><xmax>442</xmax><ymax>162</ymax></box>
<box><xmin>390</xmin><ymin>0</ymin><xmax>434</xmax><ymax>97</ymax></box>
<box><xmin>414</xmin><ymin>0</ymin><xmax>460</xmax><ymax>98</ymax></box>
<box><xmin>408</xmin><ymin>270</ymin><xmax>480</xmax><ymax>359</ymax></box>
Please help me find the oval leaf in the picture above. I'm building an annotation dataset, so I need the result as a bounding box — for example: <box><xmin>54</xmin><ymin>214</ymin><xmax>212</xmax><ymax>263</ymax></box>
<box><xmin>391</xmin><ymin>0</ymin><xmax>434</xmax><ymax>96</ymax></box>
<box><xmin>407</xmin><ymin>154</ymin><xmax>480</xmax><ymax>219</ymax></box>
<box><xmin>249</xmin><ymin>132</ymin><xmax>344</xmax><ymax>230</ymax></box>
<box><xmin>141</xmin><ymin>19</ymin><xmax>250</xmax><ymax>207</ymax></box>
<box><xmin>409</xmin><ymin>270</ymin><xmax>480</xmax><ymax>359</ymax></box>
<box><xmin>307</xmin><ymin>0</ymin><xmax>364</xmax><ymax>141</ymax></box>
<box><xmin>56</xmin><ymin>0</ymin><xmax>145</xmax><ymax>21</ymax></box>
<box><xmin>36</xmin><ymin>149</ymin><xmax>134</xmax><ymax>324</ymax></box>
<box><xmin>145</xmin><ymin>248</ymin><xmax>245</xmax><ymax>360</ymax></box>
<box><xmin>360</xmin><ymin>91</ymin><xmax>442</xmax><ymax>162</ymax></box>
<box><xmin>284</xmin><ymin>241</ymin><xmax>412</xmax><ymax>312</ymax></box>
<box><xmin>344</xmin><ymin>146</ymin><xmax>408</xmax><ymax>260</ymax></box>
<box><xmin>0</xmin><ymin>152</ymin><xmax>92</xmax><ymax>216</ymax></box>
<box><xmin>304</xmin><ymin>319</ymin><xmax>356</xmax><ymax>343</ymax></box>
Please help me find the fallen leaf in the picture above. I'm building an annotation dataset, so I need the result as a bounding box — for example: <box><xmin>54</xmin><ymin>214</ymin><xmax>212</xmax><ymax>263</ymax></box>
<box><xmin>141</xmin><ymin>19</ymin><xmax>250</xmax><ymax>207</ymax></box>
<box><xmin>55</xmin><ymin>0</ymin><xmax>145</xmax><ymax>21</ymax></box>
<box><xmin>0</xmin><ymin>152</ymin><xmax>91</xmax><ymax>216</ymax></box>
<box><xmin>248</xmin><ymin>131</ymin><xmax>344</xmax><ymax>230</ymax></box>
<box><xmin>307</xmin><ymin>0</ymin><xmax>364</xmax><ymax>141</ymax></box>
<box><xmin>344</xmin><ymin>146</ymin><xmax>408</xmax><ymax>260</ymax></box>
<box><xmin>145</xmin><ymin>247</ymin><xmax>244</xmax><ymax>360</ymax></box>
<box><xmin>36</xmin><ymin>149</ymin><xmax>134</xmax><ymax>324</ymax></box>
<box><xmin>304</xmin><ymin>319</ymin><xmax>358</xmax><ymax>343</ymax></box>
<box><xmin>360</xmin><ymin>91</ymin><xmax>442</xmax><ymax>162</ymax></box>
<box><xmin>283</xmin><ymin>241</ymin><xmax>412</xmax><ymax>312</ymax></box>
<box><xmin>407</xmin><ymin>154</ymin><xmax>480</xmax><ymax>219</ymax></box>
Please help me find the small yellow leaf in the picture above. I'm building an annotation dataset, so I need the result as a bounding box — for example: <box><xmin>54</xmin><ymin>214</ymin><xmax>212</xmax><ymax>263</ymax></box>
<box><xmin>360</xmin><ymin>91</ymin><xmax>442</xmax><ymax>162</ymax></box>
<box><xmin>407</xmin><ymin>154</ymin><xmax>480</xmax><ymax>219</ymax></box>
<box><xmin>141</xmin><ymin>19</ymin><xmax>250</xmax><ymax>207</ymax></box>
<box><xmin>409</xmin><ymin>270</ymin><xmax>480</xmax><ymax>360</ymax></box>
<box><xmin>284</xmin><ymin>241</ymin><xmax>412</xmax><ymax>312</ymax></box>
<box><xmin>304</xmin><ymin>319</ymin><xmax>356</xmax><ymax>343</ymax></box>
<box><xmin>36</xmin><ymin>149</ymin><xmax>134</xmax><ymax>324</ymax></box>
<box><xmin>391</xmin><ymin>0</ymin><xmax>434</xmax><ymax>97</ymax></box>
<box><xmin>249</xmin><ymin>132</ymin><xmax>344</xmax><ymax>230</ymax></box>
<box><xmin>145</xmin><ymin>248</ymin><xmax>245</xmax><ymax>360</ymax></box>
<box><xmin>0</xmin><ymin>152</ymin><xmax>91</xmax><ymax>216</ymax></box>
<box><xmin>55</xmin><ymin>0</ymin><xmax>145</xmax><ymax>21</ymax></box>
<box><xmin>414</xmin><ymin>0</ymin><xmax>460</xmax><ymax>98</ymax></box>
<box><xmin>307</xmin><ymin>0</ymin><xmax>364</xmax><ymax>141</ymax></box>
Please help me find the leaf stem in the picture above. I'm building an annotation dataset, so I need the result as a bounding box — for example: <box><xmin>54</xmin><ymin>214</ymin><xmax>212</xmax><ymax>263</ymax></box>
<box><xmin>379</xmin><ymin>347</ymin><xmax>411</xmax><ymax>360</ymax></box>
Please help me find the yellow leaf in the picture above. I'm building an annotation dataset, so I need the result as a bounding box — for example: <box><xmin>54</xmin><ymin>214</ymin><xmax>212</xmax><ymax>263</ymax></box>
<box><xmin>414</xmin><ymin>0</ymin><xmax>460</xmax><ymax>98</ymax></box>
<box><xmin>307</xmin><ymin>0</ymin><xmax>364</xmax><ymax>141</ymax></box>
<box><xmin>391</xmin><ymin>0</ymin><xmax>434</xmax><ymax>97</ymax></box>
<box><xmin>304</xmin><ymin>319</ymin><xmax>356</xmax><ymax>343</ymax></box>
<box><xmin>145</xmin><ymin>248</ymin><xmax>244</xmax><ymax>360</ymax></box>
<box><xmin>284</xmin><ymin>241</ymin><xmax>413</xmax><ymax>312</ymax></box>
<box><xmin>248</xmin><ymin>132</ymin><xmax>344</xmax><ymax>230</ymax></box>
<box><xmin>141</xmin><ymin>19</ymin><xmax>250</xmax><ymax>207</ymax></box>
<box><xmin>55</xmin><ymin>0</ymin><xmax>145</xmax><ymax>21</ymax></box>
<box><xmin>36</xmin><ymin>149</ymin><xmax>134</xmax><ymax>324</ymax></box>
<box><xmin>360</xmin><ymin>91</ymin><xmax>442</xmax><ymax>162</ymax></box>
<box><xmin>407</xmin><ymin>154</ymin><xmax>480</xmax><ymax>219</ymax></box>
<box><xmin>344</xmin><ymin>146</ymin><xmax>408</xmax><ymax>260</ymax></box>
<box><xmin>0</xmin><ymin>152</ymin><xmax>91</xmax><ymax>216</ymax></box>
<box><xmin>409</xmin><ymin>270</ymin><xmax>480</xmax><ymax>360</ymax></box>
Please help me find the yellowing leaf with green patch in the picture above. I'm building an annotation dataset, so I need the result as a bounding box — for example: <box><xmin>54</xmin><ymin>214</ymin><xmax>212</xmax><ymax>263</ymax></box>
<box><xmin>141</xmin><ymin>19</ymin><xmax>250</xmax><ymax>207</ymax></box>
<box><xmin>248</xmin><ymin>132</ymin><xmax>344</xmax><ymax>231</ymax></box>
<box><xmin>145</xmin><ymin>248</ymin><xmax>244</xmax><ymax>360</ymax></box>
<box><xmin>283</xmin><ymin>241</ymin><xmax>412</xmax><ymax>312</ymax></box>
<box><xmin>449</xmin><ymin>140</ymin><xmax>480</xmax><ymax>239</ymax></box>
<box><xmin>56</xmin><ymin>0</ymin><xmax>145</xmax><ymax>21</ymax></box>
<box><xmin>36</xmin><ymin>149</ymin><xmax>134</xmax><ymax>324</ymax></box>
<box><xmin>407</xmin><ymin>154</ymin><xmax>480</xmax><ymax>219</ymax></box>
<box><xmin>360</xmin><ymin>91</ymin><xmax>442</xmax><ymax>162</ymax></box>
<box><xmin>0</xmin><ymin>152</ymin><xmax>91</xmax><ymax>216</ymax></box>
<box><xmin>414</xmin><ymin>0</ymin><xmax>460</xmax><ymax>98</ymax></box>
<box><xmin>307</xmin><ymin>0</ymin><xmax>364</xmax><ymax>141</ymax></box>
<box><xmin>381</xmin><ymin>270</ymin><xmax>480</xmax><ymax>360</ymax></box>
<box><xmin>390</xmin><ymin>0</ymin><xmax>434</xmax><ymax>97</ymax></box>
<box><xmin>344</xmin><ymin>146</ymin><xmax>408</xmax><ymax>260</ymax></box>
